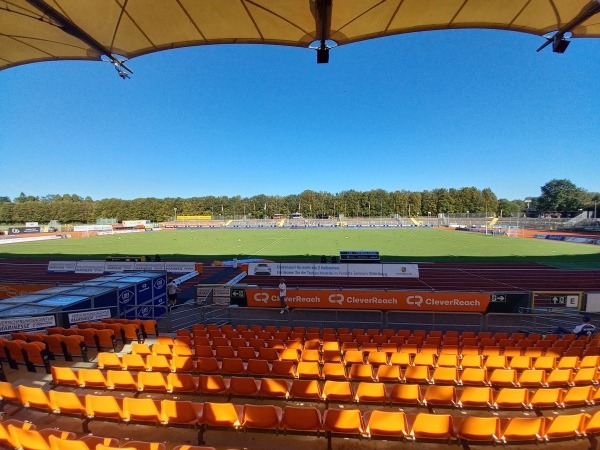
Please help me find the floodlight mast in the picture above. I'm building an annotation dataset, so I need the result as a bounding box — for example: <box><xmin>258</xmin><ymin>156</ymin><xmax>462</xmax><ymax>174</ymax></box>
<box><xmin>25</xmin><ymin>0</ymin><xmax>133</xmax><ymax>78</ymax></box>
<box><xmin>536</xmin><ymin>0</ymin><xmax>600</xmax><ymax>53</ymax></box>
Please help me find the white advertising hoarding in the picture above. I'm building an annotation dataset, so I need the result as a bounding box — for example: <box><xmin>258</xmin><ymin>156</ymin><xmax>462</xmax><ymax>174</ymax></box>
<box><xmin>248</xmin><ymin>262</ymin><xmax>420</xmax><ymax>278</ymax></box>
<box><xmin>75</xmin><ymin>261</ymin><xmax>106</xmax><ymax>274</ymax></box>
<box><xmin>68</xmin><ymin>309</ymin><xmax>112</xmax><ymax>323</ymax></box>
<box><xmin>104</xmin><ymin>261</ymin><xmax>136</xmax><ymax>272</ymax></box>
<box><xmin>48</xmin><ymin>261</ymin><xmax>78</xmax><ymax>273</ymax></box>
<box><xmin>0</xmin><ymin>315</ymin><xmax>56</xmax><ymax>332</ymax></box>
<box><xmin>165</xmin><ymin>262</ymin><xmax>196</xmax><ymax>273</ymax></box>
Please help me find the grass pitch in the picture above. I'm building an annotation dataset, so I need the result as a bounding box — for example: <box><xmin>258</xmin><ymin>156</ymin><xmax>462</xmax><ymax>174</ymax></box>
<box><xmin>1</xmin><ymin>228</ymin><xmax>599</xmax><ymax>268</ymax></box>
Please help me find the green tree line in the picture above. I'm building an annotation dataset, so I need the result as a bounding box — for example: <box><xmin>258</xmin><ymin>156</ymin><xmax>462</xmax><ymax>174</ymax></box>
<box><xmin>0</xmin><ymin>180</ymin><xmax>596</xmax><ymax>224</ymax></box>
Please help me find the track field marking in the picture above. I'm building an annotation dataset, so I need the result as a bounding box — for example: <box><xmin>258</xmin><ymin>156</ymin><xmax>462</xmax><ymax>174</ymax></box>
<box><xmin>250</xmin><ymin>230</ymin><xmax>293</xmax><ymax>256</ymax></box>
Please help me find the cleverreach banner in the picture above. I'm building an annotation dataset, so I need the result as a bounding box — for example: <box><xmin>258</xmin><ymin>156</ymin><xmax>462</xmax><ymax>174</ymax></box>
<box><xmin>246</xmin><ymin>288</ymin><xmax>490</xmax><ymax>312</ymax></box>
<box><xmin>0</xmin><ymin>315</ymin><xmax>56</xmax><ymax>333</ymax></box>
<box><xmin>248</xmin><ymin>262</ymin><xmax>419</xmax><ymax>278</ymax></box>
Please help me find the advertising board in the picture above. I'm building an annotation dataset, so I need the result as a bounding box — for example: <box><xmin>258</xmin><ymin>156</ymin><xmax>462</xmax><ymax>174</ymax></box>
<box><xmin>246</xmin><ymin>288</ymin><xmax>490</xmax><ymax>312</ymax></box>
<box><xmin>8</xmin><ymin>226</ymin><xmax>41</xmax><ymax>235</ymax></box>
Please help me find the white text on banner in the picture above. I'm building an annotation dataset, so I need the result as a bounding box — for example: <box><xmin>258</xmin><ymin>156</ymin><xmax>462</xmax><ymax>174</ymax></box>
<box><xmin>48</xmin><ymin>261</ymin><xmax>77</xmax><ymax>273</ymax></box>
<box><xmin>0</xmin><ymin>315</ymin><xmax>56</xmax><ymax>333</ymax></box>
<box><xmin>75</xmin><ymin>261</ymin><xmax>106</xmax><ymax>274</ymax></box>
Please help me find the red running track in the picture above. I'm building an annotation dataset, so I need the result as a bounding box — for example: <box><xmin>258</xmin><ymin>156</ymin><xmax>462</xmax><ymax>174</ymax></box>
<box><xmin>0</xmin><ymin>259</ymin><xmax>232</xmax><ymax>293</ymax></box>
<box><xmin>245</xmin><ymin>262</ymin><xmax>600</xmax><ymax>293</ymax></box>
<box><xmin>1</xmin><ymin>259</ymin><xmax>599</xmax><ymax>294</ymax></box>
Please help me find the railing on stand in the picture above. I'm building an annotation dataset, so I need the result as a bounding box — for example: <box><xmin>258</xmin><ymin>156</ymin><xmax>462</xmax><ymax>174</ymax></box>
<box><xmin>290</xmin><ymin>308</ymin><xmax>383</xmax><ymax>330</ymax></box>
<box><xmin>385</xmin><ymin>310</ymin><xmax>484</xmax><ymax>332</ymax></box>
<box><xmin>227</xmin><ymin>306</ymin><xmax>292</xmax><ymax>329</ymax></box>
<box><xmin>501</xmin><ymin>308</ymin><xmax>600</xmax><ymax>335</ymax></box>
<box><xmin>163</xmin><ymin>302</ymin><xmax>205</xmax><ymax>333</ymax></box>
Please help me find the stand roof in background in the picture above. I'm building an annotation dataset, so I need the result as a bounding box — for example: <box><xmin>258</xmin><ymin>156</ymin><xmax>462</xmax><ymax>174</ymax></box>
<box><xmin>2</xmin><ymin>0</ymin><xmax>600</xmax><ymax>72</ymax></box>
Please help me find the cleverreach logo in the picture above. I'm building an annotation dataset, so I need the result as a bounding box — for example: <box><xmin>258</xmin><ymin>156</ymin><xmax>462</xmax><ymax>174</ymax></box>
<box><xmin>253</xmin><ymin>293</ymin><xmax>270</xmax><ymax>304</ymax></box>
<box><xmin>405</xmin><ymin>294</ymin><xmax>481</xmax><ymax>308</ymax></box>
<box><xmin>406</xmin><ymin>295</ymin><xmax>423</xmax><ymax>306</ymax></box>
<box><xmin>288</xmin><ymin>295</ymin><xmax>321</xmax><ymax>304</ymax></box>
<box><xmin>346</xmin><ymin>295</ymin><xmax>398</xmax><ymax>305</ymax></box>
<box><xmin>328</xmin><ymin>294</ymin><xmax>344</xmax><ymax>305</ymax></box>
<box><xmin>426</xmin><ymin>298</ymin><xmax>481</xmax><ymax>307</ymax></box>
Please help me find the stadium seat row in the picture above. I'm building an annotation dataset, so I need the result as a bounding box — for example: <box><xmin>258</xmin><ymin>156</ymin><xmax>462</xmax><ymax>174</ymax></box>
<box><xmin>47</xmin><ymin>326</ymin><xmax>142</xmax><ymax>345</ymax></box>
<box><xmin>132</xmin><ymin>340</ymin><xmax>600</xmax><ymax>360</ymax></box>
<box><xmin>185</xmin><ymin>325</ymin><xmax>593</xmax><ymax>343</ymax></box>
<box><xmin>46</xmin><ymin>369</ymin><xmax>600</xmax><ymax>410</ymax></box>
<box><xmin>99</xmin><ymin>352</ymin><xmax>600</xmax><ymax>385</ymax></box>
<box><xmin>3</xmin><ymin>384</ymin><xmax>600</xmax><ymax>446</ymax></box>
<box><xmin>98</xmin><ymin>318</ymin><xmax>158</xmax><ymax>337</ymax></box>
<box><xmin>166</xmin><ymin>335</ymin><xmax>600</xmax><ymax>357</ymax></box>
<box><xmin>0</xmin><ymin>339</ymin><xmax>51</xmax><ymax>373</ymax></box>
<box><xmin>0</xmin><ymin>418</ymin><xmax>211</xmax><ymax>450</ymax></box>
<box><xmin>1</xmin><ymin>336</ymin><xmax>87</xmax><ymax>364</ymax></box>
<box><xmin>12</xmin><ymin>329</ymin><xmax>116</xmax><ymax>353</ymax></box>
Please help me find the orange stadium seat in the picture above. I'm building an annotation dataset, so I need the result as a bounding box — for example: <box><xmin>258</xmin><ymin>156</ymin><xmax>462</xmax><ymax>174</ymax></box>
<box><xmin>258</xmin><ymin>378</ymin><xmax>289</xmax><ymax>399</ymax></box>
<box><xmin>228</xmin><ymin>377</ymin><xmax>259</xmax><ymax>398</ymax></box>
<box><xmin>160</xmin><ymin>399</ymin><xmax>202</xmax><ymax>427</ymax></box>
<box><xmin>246</xmin><ymin>359</ymin><xmax>271</xmax><ymax>377</ymax></box>
<box><xmin>493</xmin><ymin>388</ymin><xmax>529</xmax><ymax>409</ymax></box>
<box><xmin>423</xmin><ymin>385</ymin><xmax>457</xmax><ymax>408</ymax></box>
<box><xmin>355</xmin><ymin>382</ymin><xmax>387</xmax><ymax>404</ymax></box>
<box><xmin>124</xmin><ymin>397</ymin><xmax>162</xmax><ymax>425</ymax></box>
<box><xmin>51</xmin><ymin>366</ymin><xmax>79</xmax><ymax>387</ymax></box>
<box><xmin>242</xmin><ymin>404</ymin><xmax>282</xmax><ymax>431</ymax></box>
<box><xmin>457</xmin><ymin>386</ymin><xmax>493</xmax><ymax>409</ymax></box>
<box><xmin>281</xmin><ymin>406</ymin><xmax>322</xmax><ymax>435</ymax></box>
<box><xmin>322</xmin><ymin>380</ymin><xmax>354</xmax><ymax>403</ymax></box>
<box><xmin>528</xmin><ymin>387</ymin><xmax>564</xmax><ymax>410</ymax></box>
<box><xmin>388</xmin><ymin>384</ymin><xmax>423</xmax><ymax>406</ymax></box>
<box><xmin>409</xmin><ymin>413</ymin><xmax>455</xmax><ymax>441</ymax></box>
<box><xmin>201</xmin><ymin>402</ymin><xmax>243</xmax><ymax>429</ymax></box>
<box><xmin>322</xmin><ymin>409</ymin><xmax>364</xmax><ymax>438</ymax></box>
<box><xmin>106</xmin><ymin>370</ymin><xmax>139</xmax><ymax>391</ymax></box>
<box><xmin>78</xmin><ymin>369</ymin><xmax>109</xmax><ymax>389</ymax></box>
<box><xmin>198</xmin><ymin>375</ymin><xmax>228</xmax><ymax>395</ymax></box>
<box><xmin>499</xmin><ymin>417</ymin><xmax>544</xmax><ymax>443</ymax></box>
<box><xmin>456</xmin><ymin>416</ymin><xmax>501</xmax><ymax>443</ymax></box>
<box><xmin>322</xmin><ymin>363</ymin><xmax>347</xmax><ymax>380</ymax></box>
<box><xmin>167</xmin><ymin>373</ymin><xmax>198</xmax><ymax>394</ymax></box>
<box><xmin>18</xmin><ymin>386</ymin><xmax>53</xmax><ymax>412</ymax></box>
<box><xmin>85</xmin><ymin>394</ymin><xmax>126</xmax><ymax>421</ymax></box>
<box><xmin>49</xmin><ymin>390</ymin><xmax>87</xmax><ymax>416</ymax></box>
<box><xmin>544</xmin><ymin>413</ymin><xmax>588</xmax><ymax>441</ymax></box>
<box><xmin>364</xmin><ymin>410</ymin><xmax>408</xmax><ymax>440</ymax></box>
<box><xmin>137</xmin><ymin>372</ymin><xmax>168</xmax><ymax>393</ymax></box>
<box><xmin>97</xmin><ymin>353</ymin><xmax>123</xmax><ymax>370</ymax></box>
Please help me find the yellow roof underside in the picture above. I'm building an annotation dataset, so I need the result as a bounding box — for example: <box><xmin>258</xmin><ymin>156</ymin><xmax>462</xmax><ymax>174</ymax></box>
<box><xmin>2</xmin><ymin>0</ymin><xmax>600</xmax><ymax>70</ymax></box>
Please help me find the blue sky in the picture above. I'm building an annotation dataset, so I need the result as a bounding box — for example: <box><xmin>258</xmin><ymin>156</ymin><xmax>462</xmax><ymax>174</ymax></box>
<box><xmin>1</xmin><ymin>29</ymin><xmax>598</xmax><ymax>201</ymax></box>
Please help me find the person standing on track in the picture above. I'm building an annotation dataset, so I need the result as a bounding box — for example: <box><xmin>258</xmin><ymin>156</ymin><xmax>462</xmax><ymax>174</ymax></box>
<box><xmin>279</xmin><ymin>278</ymin><xmax>289</xmax><ymax>313</ymax></box>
